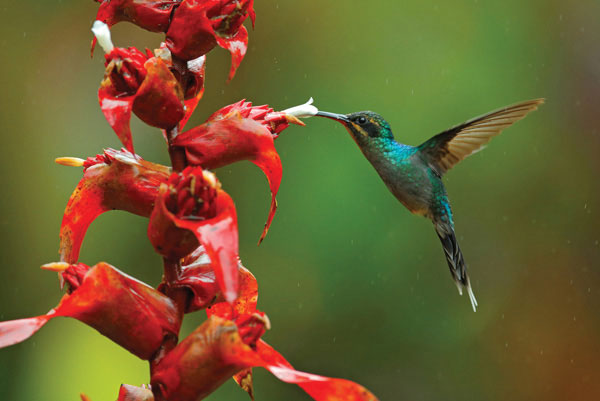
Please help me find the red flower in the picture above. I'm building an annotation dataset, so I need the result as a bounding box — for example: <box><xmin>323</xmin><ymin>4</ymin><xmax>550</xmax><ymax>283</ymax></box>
<box><xmin>173</xmin><ymin>99</ymin><xmax>310</xmax><ymax>243</ymax></box>
<box><xmin>56</xmin><ymin>148</ymin><xmax>170</xmax><ymax>264</ymax></box>
<box><xmin>0</xmin><ymin>262</ymin><xmax>182</xmax><ymax>360</ymax></box>
<box><xmin>93</xmin><ymin>22</ymin><xmax>205</xmax><ymax>153</ymax></box>
<box><xmin>148</xmin><ymin>167</ymin><xmax>240</xmax><ymax>303</ymax></box>
<box><xmin>93</xmin><ymin>0</ymin><xmax>254</xmax><ymax>81</ymax></box>
<box><xmin>149</xmin><ymin>315</ymin><xmax>378</xmax><ymax>401</ymax></box>
<box><xmin>166</xmin><ymin>0</ymin><xmax>255</xmax><ymax>80</ymax></box>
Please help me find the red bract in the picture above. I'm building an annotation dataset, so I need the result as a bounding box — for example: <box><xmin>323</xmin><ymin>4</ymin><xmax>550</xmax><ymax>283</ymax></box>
<box><xmin>0</xmin><ymin>262</ymin><xmax>181</xmax><ymax>360</ymax></box>
<box><xmin>166</xmin><ymin>0</ymin><xmax>255</xmax><ymax>80</ymax></box>
<box><xmin>99</xmin><ymin>47</ymin><xmax>188</xmax><ymax>153</ymax></box>
<box><xmin>148</xmin><ymin>167</ymin><xmax>240</xmax><ymax>303</ymax></box>
<box><xmin>58</xmin><ymin>148</ymin><xmax>169</xmax><ymax>264</ymax></box>
<box><xmin>149</xmin><ymin>315</ymin><xmax>378</xmax><ymax>401</ymax></box>
<box><xmin>158</xmin><ymin>246</ymin><xmax>257</xmax><ymax>314</ymax></box>
<box><xmin>174</xmin><ymin>100</ymin><xmax>305</xmax><ymax>243</ymax></box>
<box><xmin>254</xmin><ymin>340</ymin><xmax>378</xmax><ymax>401</ymax></box>
<box><xmin>177</xmin><ymin>54</ymin><xmax>207</xmax><ymax>130</ymax></box>
<box><xmin>94</xmin><ymin>0</ymin><xmax>181</xmax><ymax>33</ymax></box>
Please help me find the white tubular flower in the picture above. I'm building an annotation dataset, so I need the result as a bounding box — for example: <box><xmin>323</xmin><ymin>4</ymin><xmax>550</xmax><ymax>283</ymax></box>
<box><xmin>91</xmin><ymin>20</ymin><xmax>114</xmax><ymax>54</ymax></box>
<box><xmin>282</xmin><ymin>97</ymin><xmax>319</xmax><ymax>119</ymax></box>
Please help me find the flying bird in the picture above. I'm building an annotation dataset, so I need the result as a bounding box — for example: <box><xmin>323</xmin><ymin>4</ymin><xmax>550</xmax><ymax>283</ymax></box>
<box><xmin>316</xmin><ymin>99</ymin><xmax>544</xmax><ymax>311</ymax></box>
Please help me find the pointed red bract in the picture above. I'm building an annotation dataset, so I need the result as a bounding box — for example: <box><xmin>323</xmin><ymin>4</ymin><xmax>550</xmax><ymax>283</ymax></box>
<box><xmin>98</xmin><ymin>47</ymin><xmax>149</xmax><ymax>153</ymax></box>
<box><xmin>254</xmin><ymin>340</ymin><xmax>378</xmax><ymax>401</ymax></box>
<box><xmin>98</xmin><ymin>92</ymin><xmax>136</xmax><ymax>153</ymax></box>
<box><xmin>165</xmin><ymin>0</ymin><xmax>254</xmax><ymax>79</ymax></box>
<box><xmin>0</xmin><ymin>263</ymin><xmax>182</xmax><ymax>360</ymax></box>
<box><xmin>59</xmin><ymin>149</ymin><xmax>169</xmax><ymax>264</ymax></box>
<box><xmin>174</xmin><ymin>100</ymin><xmax>304</xmax><ymax>243</ymax></box>
<box><xmin>149</xmin><ymin>315</ymin><xmax>378</xmax><ymax>401</ymax></box>
<box><xmin>216</xmin><ymin>24</ymin><xmax>248</xmax><ymax>82</ymax></box>
<box><xmin>179</xmin><ymin>54</ymin><xmax>206</xmax><ymax>129</ymax></box>
<box><xmin>148</xmin><ymin>167</ymin><xmax>240</xmax><ymax>303</ymax></box>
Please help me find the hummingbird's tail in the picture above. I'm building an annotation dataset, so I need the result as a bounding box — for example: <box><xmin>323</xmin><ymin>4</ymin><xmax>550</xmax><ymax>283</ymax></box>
<box><xmin>434</xmin><ymin>223</ymin><xmax>478</xmax><ymax>312</ymax></box>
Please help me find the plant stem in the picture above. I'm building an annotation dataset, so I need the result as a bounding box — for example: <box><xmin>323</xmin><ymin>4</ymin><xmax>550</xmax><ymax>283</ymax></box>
<box><xmin>166</xmin><ymin>126</ymin><xmax>187</xmax><ymax>172</ymax></box>
<box><xmin>150</xmin><ymin>126</ymin><xmax>192</xmax><ymax>373</ymax></box>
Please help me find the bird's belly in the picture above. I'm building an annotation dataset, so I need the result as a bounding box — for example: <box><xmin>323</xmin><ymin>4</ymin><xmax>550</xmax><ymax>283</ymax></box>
<box><xmin>380</xmin><ymin>170</ymin><xmax>432</xmax><ymax>217</ymax></box>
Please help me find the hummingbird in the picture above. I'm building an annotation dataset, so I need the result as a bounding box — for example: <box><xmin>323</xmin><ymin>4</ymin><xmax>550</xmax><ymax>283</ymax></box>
<box><xmin>315</xmin><ymin>99</ymin><xmax>544</xmax><ymax>311</ymax></box>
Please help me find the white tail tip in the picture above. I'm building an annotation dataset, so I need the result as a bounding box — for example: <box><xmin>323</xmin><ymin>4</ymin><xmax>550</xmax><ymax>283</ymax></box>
<box><xmin>467</xmin><ymin>284</ymin><xmax>478</xmax><ymax>312</ymax></box>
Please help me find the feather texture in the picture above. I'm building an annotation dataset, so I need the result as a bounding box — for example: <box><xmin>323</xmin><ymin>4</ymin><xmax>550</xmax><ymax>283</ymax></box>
<box><xmin>419</xmin><ymin>98</ymin><xmax>544</xmax><ymax>175</ymax></box>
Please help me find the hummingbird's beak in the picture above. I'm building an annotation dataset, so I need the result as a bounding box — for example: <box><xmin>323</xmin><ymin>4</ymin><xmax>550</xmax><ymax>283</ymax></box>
<box><xmin>316</xmin><ymin>111</ymin><xmax>350</xmax><ymax>123</ymax></box>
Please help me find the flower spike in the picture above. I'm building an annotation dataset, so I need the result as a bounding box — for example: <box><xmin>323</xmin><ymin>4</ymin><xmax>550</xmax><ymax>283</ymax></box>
<box><xmin>59</xmin><ymin>149</ymin><xmax>169</xmax><ymax>264</ymax></box>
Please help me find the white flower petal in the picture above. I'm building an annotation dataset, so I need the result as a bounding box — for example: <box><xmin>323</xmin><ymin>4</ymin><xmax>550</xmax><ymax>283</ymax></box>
<box><xmin>282</xmin><ymin>97</ymin><xmax>319</xmax><ymax>119</ymax></box>
<box><xmin>91</xmin><ymin>20</ymin><xmax>114</xmax><ymax>54</ymax></box>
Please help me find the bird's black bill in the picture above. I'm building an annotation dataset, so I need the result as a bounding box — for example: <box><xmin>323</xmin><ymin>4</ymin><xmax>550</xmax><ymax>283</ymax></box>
<box><xmin>316</xmin><ymin>111</ymin><xmax>350</xmax><ymax>123</ymax></box>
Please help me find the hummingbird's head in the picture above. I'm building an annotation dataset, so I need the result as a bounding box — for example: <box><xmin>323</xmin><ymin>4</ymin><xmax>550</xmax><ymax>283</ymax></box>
<box><xmin>316</xmin><ymin>110</ymin><xmax>394</xmax><ymax>144</ymax></box>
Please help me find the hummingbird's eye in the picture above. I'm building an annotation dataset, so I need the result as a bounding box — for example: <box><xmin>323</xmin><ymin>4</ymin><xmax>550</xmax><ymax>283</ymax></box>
<box><xmin>356</xmin><ymin>116</ymin><xmax>368</xmax><ymax>125</ymax></box>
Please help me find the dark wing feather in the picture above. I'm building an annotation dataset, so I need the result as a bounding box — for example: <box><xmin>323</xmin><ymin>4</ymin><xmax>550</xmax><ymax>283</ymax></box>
<box><xmin>418</xmin><ymin>99</ymin><xmax>544</xmax><ymax>175</ymax></box>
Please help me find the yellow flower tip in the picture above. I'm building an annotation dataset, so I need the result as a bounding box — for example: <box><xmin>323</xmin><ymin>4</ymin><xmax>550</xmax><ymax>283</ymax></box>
<box><xmin>253</xmin><ymin>312</ymin><xmax>271</xmax><ymax>331</ymax></box>
<box><xmin>202</xmin><ymin>170</ymin><xmax>220</xmax><ymax>189</ymax></box>
<box><xmin>285</xmin><ymin>114</ymin><xmax>305</xmax><ymax>126</ymax></box>
<box><xmin>55</xmin><ymin>157</ymin><xmax>85</xmax><ymax>167</ymax></box>
<box><xmin>41</xmin><ymin>262</ymin><xmax>71</xmax><ymax>272</ymax></box>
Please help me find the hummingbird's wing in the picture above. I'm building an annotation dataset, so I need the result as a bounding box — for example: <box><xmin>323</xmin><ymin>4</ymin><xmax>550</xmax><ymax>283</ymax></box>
<box><xmin>418</xmin><ymin>98</ymin><xmax>544</xmax><ymax>175</ymax></box>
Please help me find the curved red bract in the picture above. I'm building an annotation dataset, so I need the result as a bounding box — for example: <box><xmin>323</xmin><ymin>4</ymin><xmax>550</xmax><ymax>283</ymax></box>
<box><xmin>174</xmin><ymin>100</ymin><xmax>304</xmax><ymax>244</ymax></box>
<box><xmin>0</xmin><ymin>263</ymin><xmax>182</xmax><ymax>360</ymax></box>
<box><xmin>148</xmin><ymin>167</ymin><xmax>240</xmax><ymax>303</ymax></box>
<box><xmin>59</xmin><ymin>149</ymin><xmax>169</xmax><ymax>264</ymax></box>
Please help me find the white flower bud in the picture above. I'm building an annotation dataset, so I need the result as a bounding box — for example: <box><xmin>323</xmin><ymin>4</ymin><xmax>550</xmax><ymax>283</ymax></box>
<box><xmin>91</xmin><ymin>20</ymin><xmax>114</xmax><ymax>54</ymax></box>
<box><xmin>282</xmin><ymin>97</ymin><xmax>319</xmax><ymax>119</ymax></box>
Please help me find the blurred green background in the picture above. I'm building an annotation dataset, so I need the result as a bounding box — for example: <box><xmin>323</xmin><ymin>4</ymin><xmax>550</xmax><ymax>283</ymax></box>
<box><xmin>1</xmin><ymin>1</ymin><xmax>599</xmax><ymax>400</ymax></box>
